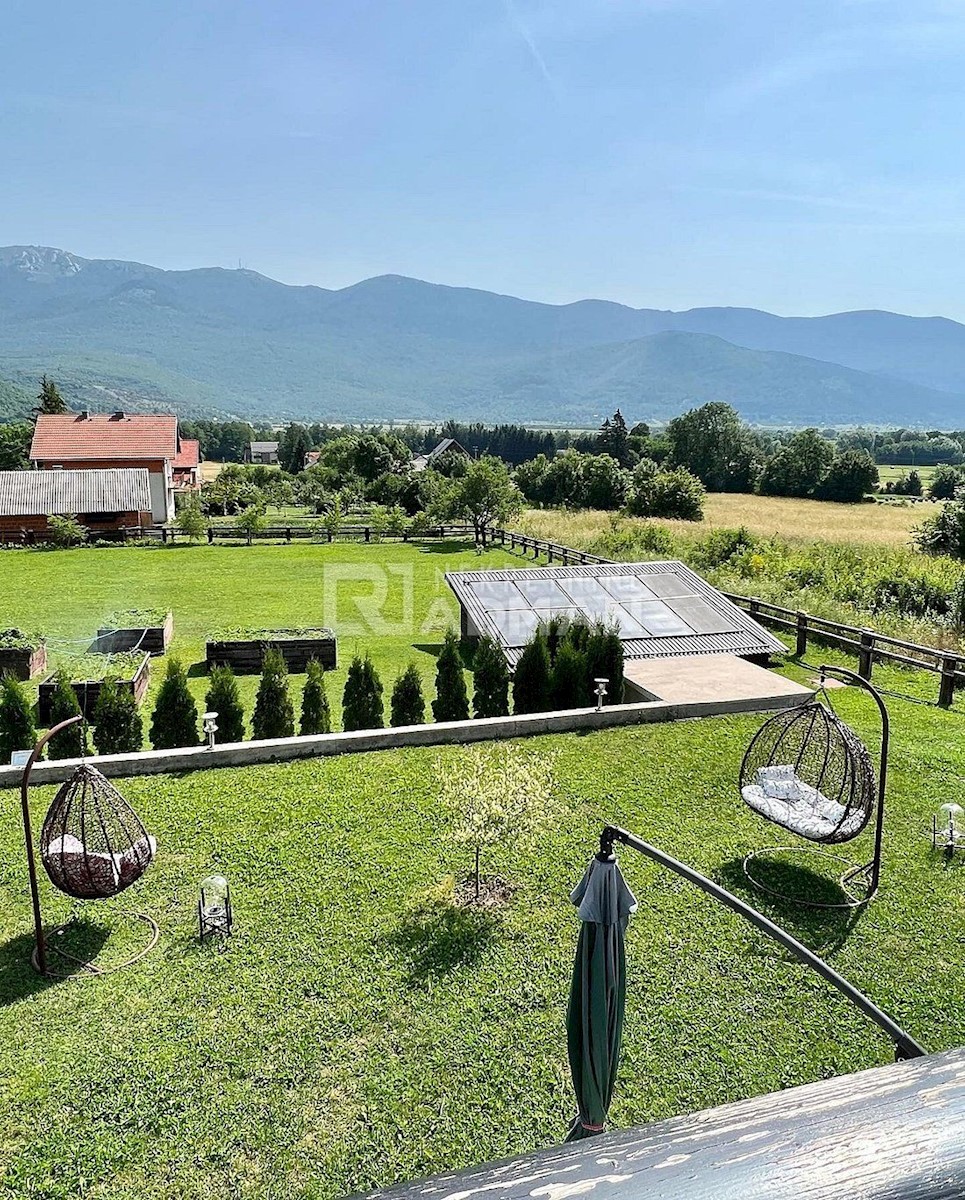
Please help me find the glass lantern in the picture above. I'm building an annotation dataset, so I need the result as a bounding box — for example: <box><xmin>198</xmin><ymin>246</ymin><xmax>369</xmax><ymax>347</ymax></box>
<box><xmin>198</xmin><ymin>874</ymin><xmax>232</xmax><ymax>938</ymax></box>
<box><xmin>932</xmin><ymin>803</ymin><xmax>965</xmax><ymax>852</ymax></box>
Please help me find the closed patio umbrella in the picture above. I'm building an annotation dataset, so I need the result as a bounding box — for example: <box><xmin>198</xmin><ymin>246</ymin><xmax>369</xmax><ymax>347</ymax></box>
<box><xmin>565</xmin><ymin>851</ymin><xmax>637</xmax><ymax>1141</ymax></box>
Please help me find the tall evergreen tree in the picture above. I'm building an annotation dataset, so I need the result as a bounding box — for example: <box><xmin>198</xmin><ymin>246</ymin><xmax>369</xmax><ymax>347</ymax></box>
<box><xmin>586</xmin><ymin>623</ymin><xmax>625</xmax><ymax>706</ymax></box>
<box><xmin>32</xmin><ymin>374</ymin><xmax>69</xmax><ymax>419</ymax></box>
<box><xmin>472</xmin><ymin>636</ymin><xmax>510</xmax><ymax>718</ymax></box>
<box><xmin>512</xmin><ymin>628</ymin><xmax>552</xmax><ymax>714</ymax></box>
<box><xmin>46</xmin><ymin>669</ymin><xmax>87</xmax><ymax>759</ymax></box>
<box><xmin>550</xmin><ymin>638</ymin><xmax>589</xmax><ymax>710</ymax></box>
<box><xmin>92</xmin><ymin>678</ymin><xmax>143</xmax><ymax>755</ymax></box>
<box><xmin>597</xmin><ymin>408</ymin><xmax>630</xmax><ymax>466</ymax></box>
<box><xmin>342</xmin><ymin>655</ymin><xmax>384</xmax><ymax>731</ymax></box>
<box><xmin>432</xmin><ymin>629</ymin><xmax>470</xmax><ymax>722</ymax></box>
<box><xmin>390</xmin><ymin>663</ymin><xmax>426</xmax><ymax>726</ymax></box>
<box><xmin>300</xmin><ymin>658</ymin><xmax>331</xmax><ymax>735</ymax></box>
<box><xmin>205</xmin><ymin>665</ymin><xmax>245</xmax><ymax>743</ymax></box>
<box><xmin>252</xmin><ymin>648</ymin><xmax>295</xmax><ymax>739</ymax></box>
<box><xmin>150</xmin><ymin>658</ymin><xmax>200</xmax><ymax>749</ymax></box>
<box><xmin>0</xmin><ymin>674</ymin><xmax>37</xmax><ymax>762</ymax></box>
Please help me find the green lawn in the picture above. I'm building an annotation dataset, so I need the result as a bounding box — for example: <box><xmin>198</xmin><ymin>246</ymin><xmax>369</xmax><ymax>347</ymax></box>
<box><xmin>1</xmin><ymin>656</ymin><xmax>963</xmax><ymax>1198</ymax></box>
<box><xmin>0</xmin><ymin>539</ymin><xmax>517</xmax><ymax>738</ymax></box>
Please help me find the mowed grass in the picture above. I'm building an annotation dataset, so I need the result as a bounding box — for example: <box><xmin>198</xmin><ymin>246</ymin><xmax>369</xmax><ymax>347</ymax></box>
<box><xmin>519</xmin><ymin>494</ymin><xmax>926</xmax><ymax>548</ymax></box>
<box><xmin>0</xmin><ymin>540</ymin><xmax>517</xmax><ymax>739</ymax></box>
<box><xmin>876</xmin><ymin>464</ymin><xmax>939</xmax><ymax>486</ymax></box>
<box><xmin>0</xmin><ymin>657</ymin><xmax>963</xmax><ymax>1199</ymax></box>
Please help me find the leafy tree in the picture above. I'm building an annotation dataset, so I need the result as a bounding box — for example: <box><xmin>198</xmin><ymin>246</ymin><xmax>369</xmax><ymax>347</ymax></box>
<box><xmin>586</xmin><ymin>623</ymin><xmax>625</xmax><ymax>705</ymax></box>
<box><xmin>648</xmin><ymin>467</ymin><xmax>705</xmax><ymax>519</ymax></box>
<box><xmin>342</xmin><ymin>654</ymin><xmax>384</xmax><ymax>730</ymax></box>
<box><xmin>278</xmin><ymin>424</ymin><xmax>313</xmax><ymax>475</ymax></box>
<box><xmin>596</xmin><ymin>409</ymin><xmax>631</xmax><ymax>466</ymax></box>
<box><xmin>666</xmin><ymin>402</ymin><xmax>763</xmax><ymax>492</ymax></box>
<box><xmin>205</xmin><ymin>665</ymin><xmax>245</xmax><ymax>743</ymax></box>
<box><xmin>914</xmin><ymin>499</ymin><xmax>965</xmax><ymax>559</ymax></box>
<box><xmin>0</xmin><ymin>674</ymin><xmax>37</xmax><ymax>762</ymax></box>
<box><xmin>759</xmin><ymin>429</ymin><xmax>835</xmax><ymax>498</ymax></box>
<box><xmin>445</xmin><ymin>743</ymin><xmax>558</xmax><ymax>902</ymax></box>
<box><xmin>441</xmin><ymin>456</ymin><xmax>521</xmax><ymax>547</ymax></box>
<box><xmin>579</xmin><ymin>454</ymin><xmax>632</xmax><ymax>509</ymax></box>
<box><xmin>512</xmin><ymin>628</ymin><xmax>552</xmax><ymax>713</ymax></box>
<box><xmin>149</xmin><ymin>658</ymin><xmax>200</xmax><ymax>749</ymax></box>
<box><xmin>252</xmin><ymin>648</ymin><xmax>295</xmax><ymax>739</ymax></box>
<box><xmin>175</xmin><ymin>497</ymin><xmax>207</xmax><ymax>541</ymax></box>
<box><xmin>550</xmin><ymin>638</ymin><xmax>588</xmax><ymax>710</ymax></box>
<box><xmin>472</xmin><ymin>636</ymin><xmax>510</xmax><ymax>718</ymax></box>
<box><xmin>0</xmin><ymin>423</ymin><xmax>32</xmax><ymax>470</ymax></box>
<box><xmin>32</xmin><ymin>375</ymin><xmax>69</xmax><ymax>419</ymax></box>
<box><xmin>930</xmin><ymin>464</ymin><xmax>963</xmax><ymax>500</ymax></box>
<box><xmin>432</xmin><ymin>628</ymin><xmax>470</xmax><ymax>722</ymax></box>
<box><xmin>92</xmin><ymin>678</ymin><xmax>143</xmax><ymax>755</ymax></box>
<box><xmin>46</xmin><ymin>669</ymin><xmax>86</xmax><ymax>759</ymax></box>
<box><xmin>299</xmin><ymin>658</ymin><xmax>331</xmax><ymax>735</ymax></box>
<box><xmin>322</xmin><ymin>495</ymin><xmax>344</xmax><ymax>539</ymax></box>
<box><xmin>817</xmin><ymin>451</ymin><xmax>879</xmax><ymax>503</ymax></box>
<box><xmin>390</xmin><ymin>663</ymin><xmax>426</xmax><ymax>726</ymax></box>
<box><xmin>235</xmin><ymin>504</ymin><xmax>268</xmax><ymax>543</ymax></box>
<box><xmin>47</xmin><ymin>514</ymin><xmax>86</xmax><ymax>547</ymax></box>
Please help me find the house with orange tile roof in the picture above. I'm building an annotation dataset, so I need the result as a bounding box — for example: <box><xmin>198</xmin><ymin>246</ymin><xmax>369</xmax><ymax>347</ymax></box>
<box><xmin>172</xmin><ymin>438</ymin><xmax>201</xmax><ymax>492</ymax></box>
<box><xmin>30</xmin><ymin>411</ymin><xmax>187</xmax><ymax>523</ymax></box>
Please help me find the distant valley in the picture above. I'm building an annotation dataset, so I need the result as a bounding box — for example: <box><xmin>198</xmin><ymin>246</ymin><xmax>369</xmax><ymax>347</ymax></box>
<box><xmin>2</xmin><ymin>245</ymin><xmax>965</xmax><ymax>427</ymax></box>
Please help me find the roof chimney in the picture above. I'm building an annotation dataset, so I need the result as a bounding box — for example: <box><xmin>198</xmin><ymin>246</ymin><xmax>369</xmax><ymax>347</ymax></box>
<box><xmin>81</xmin><ymin>410</ymin><xmax>91</xmax><ymax>420</ymax></box>
<box><xmin>111</xmin><ymin>410</ymin><xmax>125</xmax><ymax>420</ymax></box>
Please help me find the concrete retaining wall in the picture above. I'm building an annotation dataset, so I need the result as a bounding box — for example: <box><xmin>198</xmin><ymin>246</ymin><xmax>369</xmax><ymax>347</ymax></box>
<box><xmin>0</xmin><ymin>690</ymin><xmax>798</xmax><ymax>790</ymax></box>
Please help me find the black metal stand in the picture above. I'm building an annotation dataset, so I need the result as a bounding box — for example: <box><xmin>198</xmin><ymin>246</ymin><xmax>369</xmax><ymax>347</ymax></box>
<box><xmin>599</xmin><ymin>824</ymin><xmax>924</xmax><ymax>1062</ymax></box>
<box><xmin>743</xmin><ymin>663</ymin><xmax>890</xmax><ymax>908</ymax></box>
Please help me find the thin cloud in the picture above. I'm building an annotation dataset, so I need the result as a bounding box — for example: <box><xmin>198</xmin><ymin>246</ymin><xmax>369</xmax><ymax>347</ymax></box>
<box><xmin>501</xmin><ymin>0</ymin><xmax>562</xmax><ymax>101</ymax></box>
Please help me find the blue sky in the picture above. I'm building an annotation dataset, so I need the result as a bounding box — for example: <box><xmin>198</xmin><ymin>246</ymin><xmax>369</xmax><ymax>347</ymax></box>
<box><xmin>4</xmin><ymin>0</ymin><xmax>965</xmax><ymax>317</ymax></box>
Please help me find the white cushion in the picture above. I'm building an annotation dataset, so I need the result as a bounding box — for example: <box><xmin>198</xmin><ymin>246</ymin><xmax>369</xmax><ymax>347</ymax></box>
<box><xmin>742</xmin><ymin>780</ymin><xmax>865</xmax><ymax>840</ymax></box>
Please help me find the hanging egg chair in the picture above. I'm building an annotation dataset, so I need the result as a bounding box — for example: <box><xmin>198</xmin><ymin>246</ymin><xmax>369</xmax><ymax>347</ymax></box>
<box><xmin>39</xmin><ymin>763</ymin><xmax>156</xmax><ymax>900</ymax></box>
<box><xmin>738</xmin><ymin>666</ymin><xmax>889</xmax><ymax>907</ymax></box>
<box><xmin>739</xmin><ymin>700</ymin><xmax>876</xmax><ymax>844</ymax></box>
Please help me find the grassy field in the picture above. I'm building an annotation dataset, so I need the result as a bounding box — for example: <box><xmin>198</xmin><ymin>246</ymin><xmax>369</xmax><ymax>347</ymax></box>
<box><xmin>0</xmin><ymin>650</ymin><xmax>962</xmax><ymax>1198</ymax></box>
<box><xmin>0</xmin><ymin>540</ymin><xmax>516</xmax><ymax>739</ymax></box>
<box><xmin>877</xmin><ymin>464</ymin><xmax>939</xmax><ymax>487</ymax></box>
<box><xmin>520</xmin><ymin>493</ymin><xmax>928</xmax><ymax>548</ymax></box>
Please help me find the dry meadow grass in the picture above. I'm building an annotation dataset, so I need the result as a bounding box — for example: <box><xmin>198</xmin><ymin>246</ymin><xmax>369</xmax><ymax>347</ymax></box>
<box><xmin>518</xmin><ymin>492</ymin><xmax>928</xmax><ymax>549</ymax></box>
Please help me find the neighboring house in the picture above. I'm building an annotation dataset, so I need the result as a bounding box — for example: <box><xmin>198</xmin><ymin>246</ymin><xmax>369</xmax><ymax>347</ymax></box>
<box><xmin>173</xmin><ymin>438</ymin><xmax>201</xmax><ymax>491</ymax></box>
<box><xmin>30</xmin><ymin>411</ymin><xmax>184</xmax><ymax>523</ymax></box>
<box><xmin>0</xmin><ymin>469</ymin><xmax>153</xmax><ymax>540</ymax></box>
<box><xmin>304</xmin><ymin>450</ymin><xmax>321</xmax><ymax>469</ymax></box>
<box><xmin>248</xmin><ymin>441</ymin><xmax>279</xmax><ymax>465</ymax></box>
<box><xmin>411</xmin><ymin>438</ymin><xmax>470</xmax><ymax>472</ymax></box>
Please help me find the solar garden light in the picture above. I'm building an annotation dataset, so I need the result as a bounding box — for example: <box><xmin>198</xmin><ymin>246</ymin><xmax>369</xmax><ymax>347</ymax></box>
<box><xmin>198</xmin><ymin>875</ymin><xmax>232</xmax><ymax>939</ymax></box>
<box><xmin>931</xmin><ymin>803</ymin><xmax>965</xmax><ymax>853</ymax></box>
<box><xmin>594</xmin><ymin>678</ymin><xmax>608</xmax><ymax>712</ymax></box>
<box><xmin>202</xmin><ymin>711</ymin><xmax>218</xmax><ymax>749</ymax></box>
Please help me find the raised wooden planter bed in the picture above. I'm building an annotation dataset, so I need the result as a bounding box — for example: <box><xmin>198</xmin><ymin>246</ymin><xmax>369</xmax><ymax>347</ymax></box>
<box><xmin>38</xmin><ymin>653</ymin><xmax>152</xmax><ymax>722</ymax></box>
<box><xmin>95</xmin><ymin>610</ymin><xmax>174</xmax><ymax>655</ymax></box>
<box><xmin>206</xmin><ymin>629</ymin><xmax>337</xmax><ymax>674</ymax></box>
<box><xmin>0</xmin><ymin>631</ymin><xmax>47</xmax><ymax>681</ymax></box>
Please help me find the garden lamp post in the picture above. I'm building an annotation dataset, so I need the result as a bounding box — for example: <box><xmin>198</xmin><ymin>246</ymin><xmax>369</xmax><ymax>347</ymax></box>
<box><xmin>198</xmin><ymin>875</ymin><xmax>232</xmax><ymax>939</ymax></box>
<box><xmin>202</xmin><ymin>711</ymin><xmax>219</xmax><ymax>750</ymax></box>
<box><xmin>593</xmin><ymin>678</ymin><xmax>608</xmax><ymax>712</ymax></box>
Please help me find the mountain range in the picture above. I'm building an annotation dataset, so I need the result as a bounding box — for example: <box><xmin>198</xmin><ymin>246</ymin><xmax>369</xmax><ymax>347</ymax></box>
<box><xmin>1</xmin><ymin>244</ymin><xmax>965</xmax><ymax>427</ymax></box>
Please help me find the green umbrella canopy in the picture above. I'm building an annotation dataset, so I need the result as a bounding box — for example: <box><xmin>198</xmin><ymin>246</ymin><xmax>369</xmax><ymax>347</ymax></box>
<box><xmin>565</xmin><ymin>853</ymin><xmax>637</xmax><ymax>1142</ymax></box>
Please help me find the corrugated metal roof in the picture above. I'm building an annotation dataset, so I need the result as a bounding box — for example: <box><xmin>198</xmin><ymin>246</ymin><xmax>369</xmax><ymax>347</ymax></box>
<box><xmin>447</xmin><ymin>560</ymin><xmax>785</xmax><ymax>666</ymax></box>
<box><xmin>0</xmin><ymin>469</ymin><xmax>153</xmax><ymax>516</ymax></box>
<box><xmin>31</xmin><ymin>413</ymin><xmax>179</xmax><ymax>461</ymax></box>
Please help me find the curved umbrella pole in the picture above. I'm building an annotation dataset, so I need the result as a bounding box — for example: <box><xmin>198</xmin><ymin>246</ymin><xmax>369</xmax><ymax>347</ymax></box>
<box><xmin>19</xmin><ymin>716</ymin><xmax>83</xmax><ymax>976</ymax></box>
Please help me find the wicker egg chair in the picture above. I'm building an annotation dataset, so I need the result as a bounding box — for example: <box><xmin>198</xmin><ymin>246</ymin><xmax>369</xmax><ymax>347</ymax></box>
<box><xmin>39</xmin><ymin>762</ymin><xmax>156</xmax><ymax>900</ymax></box>
<box><xmin>738</xmin><ymin>667</ymin><xmax>888</xmax><ymax>905</ymax></box>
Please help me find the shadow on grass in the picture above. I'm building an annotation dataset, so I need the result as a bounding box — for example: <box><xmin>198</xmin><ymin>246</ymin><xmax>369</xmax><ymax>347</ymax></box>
<box><xmin>386</xmin><ymin>893</ymin><xmax>501</xmax><ymax>986</ymax></box>
<box><xmin>0</xmin><ymin>921</ymin><xmax>110</xmax><ymax>1004</ymax></box>
<box><xmin>186</xmin><ymin>661</ymin><xmax>208</xmax><ymax>678</ymax></box>
<box><xmin>415</xmin><ymin>540</ymin><xmax>482</xmax><ymax>555</ymax></box>
<box><xmin>716</xmin><ymin>856</ymin><xmax>865</xmax><ymax>956</ymax></box>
